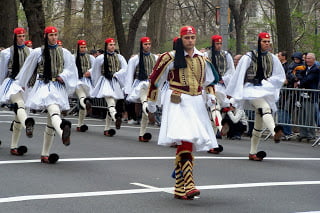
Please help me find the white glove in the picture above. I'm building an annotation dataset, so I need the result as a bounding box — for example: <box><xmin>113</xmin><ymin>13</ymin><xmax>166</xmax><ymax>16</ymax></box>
<box><xmin>206</xmin><ymin>94</ymin><xmax>216</xmax><ymax>107</ymax></box>
<box><xmin>147</xmin><ymin>101</ymin><xmax>157</xmax><ymax>113</ymax></box>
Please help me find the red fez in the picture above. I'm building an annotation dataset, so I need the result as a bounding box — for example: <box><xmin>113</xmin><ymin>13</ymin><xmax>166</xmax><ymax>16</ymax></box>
<box><xmin>57</xmin><ymin>40</ymin><xmax>63</xmax><ymax>45</ymax></box>
<box><xmin>180</xmin><ymin>26</ymin><xmax>196</xmax><ymax>36</ymax></box>
<box><xmin>105</xmin><ymin>38</ymin><xmax>115</xmax><ymax>44</ymax></box>
<box><xmin>77</xmin><ymin>40</ymin><xmax>87</xmax><ymax>46</ymax></box>
<box><xmin>25</xmin><ymin>40</ymin><xmax>32</xmax><ymax>45</ymax></box>
<box><xmin>211</xmin><ymin>35</ymin><xmax>222</xmax><ymax>42</ymax></box>
<box><xmin>14</xmin><ymin>28</ymin><xmax>25</xmax><ymax>35</ymax></box>
<box><xmin>140</xmin><ymin>37</ymin><xmax>151</xmax><ymax>43</ymax></box>
<box><xmin>173</xmin><ymin>37</ymin><xmax>179</xmax><ymax>43</ymax></box>
<box><xmin>258</xmin><ymin>32</ymin><xmax>270</xmax><ymax>39</ymax></box>
<box><xmin>44</xmin><ymin>26</ymin><xmax>58</xmax><ymax>34</ymax></box>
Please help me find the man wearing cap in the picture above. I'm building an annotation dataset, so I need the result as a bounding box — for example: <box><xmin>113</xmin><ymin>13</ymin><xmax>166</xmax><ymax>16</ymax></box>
<box><xmin>0</xmin><ymin>27</ymin><xmax>35</xmax><ymax>156</ymax></box>
<box><xmin>74</xmin><ymin>40</ymin><xmax>95</xmax><ymax>132</ymax></box>
<box><xmin>91</xmin><ymin>38</ymin><xmax>127</xmax><ymax>136</ymax></box>
<box><xmin>57</xmin><ymin>40</ymin><xmax>63</xmax><ymax>47</ymax></box>
<box><xmin>207</xmin><ymin>35</ymin><xmax>235</xmax><ymax>140</ymax></box>
<box><xmin>147</xmin><ymin>26</ymin><xmax>219</xmax><ymax>200</ymax></box>
<box><xmin>25</xmin><ymin>40</ymin><xmax>33</xmax><ymax>48</ymax></box>
<box><xmin>125</xmin><ymin>37</ymin><xmax>158</xmax><ymax>142</ymax></box>
<box><xmin>16</xmin><ymin>26</ymin><xmax>77</xmax><ymax>164</ymax></box>
<box><xmin>226</xmin><ymin>32</ymin><xmax>285</xmax><ymax>161</ymax></box>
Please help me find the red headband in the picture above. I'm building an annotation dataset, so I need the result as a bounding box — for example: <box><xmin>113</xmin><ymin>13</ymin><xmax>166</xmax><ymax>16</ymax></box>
<box><xmin>14</xmin><ymin>28</ymin><xmax>25</xmax><ymax>35</ymax></box>
<box><xmin>44</xmin><ymin>26</ymin><xmax>58</xmax><ymax>34</ymax></box>
<box><xmin>25</xmin><ymin>40</ymin><xmax>32</xmax><ymax>45</ymax></box>
<box><xmin>140</xmin><ymin>37</ymin><xmax>151</xmax><ymax>43</ymax></box>
<box><xmin>180</xmin><ymin>26</ymin><xmax>196</xmax><ymax>36</ymax></box>
<box><xmin>211</xmin><ymin>35</ymin><xmax>222</xmax><ymax>42</ymax></box>
<box><xmin>77</xmin><ymin>40</ymin><xmax>87</xmax><ymax>45</ymax></box>
<box><xmin>105</xmin><ymin>38</ymin><xmax>115</xmax><ymax>44</ymax></box>
<box><xmin>258</xmin><ymin>32</ymin><xmax>270</xmax><ymax>39</ymax></box>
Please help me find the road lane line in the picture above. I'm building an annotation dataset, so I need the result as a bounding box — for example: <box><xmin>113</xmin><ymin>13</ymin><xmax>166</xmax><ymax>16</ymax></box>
<box><xmin>0</xmin><ymin>156</ymin><xmax>320</xmax><ymax>165</ymax></box>
<box><xmin>0</xmin><ymin>181</ymin><xmax>319</xmax><ymax>203</ymax></box>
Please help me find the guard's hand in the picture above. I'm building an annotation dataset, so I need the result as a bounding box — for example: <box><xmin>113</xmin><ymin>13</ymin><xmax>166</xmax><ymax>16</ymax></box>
<box><xmin>84</xmin><ymin>72</ymin><xmax>91</xmax><ymax>78</ymax></box>
<box><xmin>207</xmin><ymin>94</ymin><xmax>216</xmax><ymax>107</ymax></box>
<box><xmin>56</xmin><ymin>76</ymin><xmax>64</xmax><ymax>84</ymax></box>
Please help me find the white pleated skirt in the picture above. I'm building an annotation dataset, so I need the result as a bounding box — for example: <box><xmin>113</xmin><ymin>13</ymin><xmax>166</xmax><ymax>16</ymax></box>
<box><xmin>158</xmin><ymin>89</ymin><xmax>218</xmax><ymax>151</ymax></box>
<box><xmin>91</xmin><ymin>76</ymin><xmax>124</xmax><ymax>99</ymax></box>
<box><xmin>126</xmin><ymin>79</ymin><xmax>149</xmax><ymax>103</ymax></box>
<box><xmin>26</xmin><ymin>80</ymin><xmax>70</xmax><ymax>110</ymax></box>
<box><xmin>0</xmin><ymin>78</ymin><xmax>24</xmax><ymax>103</ymax></box>
<box><xmin>77</xmin><ymin>77</ymin><xmax>93</xmax><ymax>97</ymax></box>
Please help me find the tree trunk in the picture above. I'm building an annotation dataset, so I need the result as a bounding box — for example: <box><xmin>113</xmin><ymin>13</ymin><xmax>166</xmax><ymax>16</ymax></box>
<box><xmin>113</xmin><ymin>0</ymin><xmax>157</xmax><ymax>60</ymax></box>
<box><xmin>63</xmin><ymin>0</ymin><xmax>72</xmax><ymax>49</ymax></box>
<box><xmin>102</xmin><ymin>0</ymin><xmax>116</xmax><ymax>42</ymax></box>
<box><xmin>0</xmin><ymin>0</ymin><xmax>18</xmax><ymax>47</ymax></box>
<box><xmin>146</xmin><ymin>0</ymin><xmax>166</xmax><ymax>53</ymax></box>
<box><xmin>274</xmin><ymin>0</ymin><xmax>293</xmax><ymax>60</ymax></box>
<box><xmin>84</xmin><ymin>0</ymin><xmax>92</xmax><ymax>38</ymax></box>
<box><xmin>229</xmin><ymin>0</ymin><xmax>249</xmax><ymax>55</ymax></box>
<box><xmin>20</xmin><ymin>0</ymin><xmax>45</xmax><ymax>48</ymax></box>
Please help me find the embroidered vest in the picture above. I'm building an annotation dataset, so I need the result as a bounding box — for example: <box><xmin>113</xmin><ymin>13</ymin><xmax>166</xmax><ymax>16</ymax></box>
<box><xmin>244</xmin><ymin>50</ymin><xmax>273</xmax><ymax>84</ymax></box>
<box><xmin>78</xmin><ymin>53</ymin><xmax>91</xmax><ymax>77</ymax></box>
<box><xmin>134</xmin><ymin>54</ymin><xmax>156</xmax><ymax>79</ymax></box>
<box><xmin>208</xmin><ymin>50</ymin><xmax>227</xmax><ymax>78</ymax></box>
<box><xmin>168</xmin><ymin>55</ymin><xmax>206</xmax><ymax>95</ymax></box>
<box><xmin>7</xmin><ymin>46</ymin><xmax>30</xmax><ymax>78</ymax></box>
<box><xmin>101</xmin><ymin>53</ymin><xmax>120</xmax><ymax>76</ymax></box>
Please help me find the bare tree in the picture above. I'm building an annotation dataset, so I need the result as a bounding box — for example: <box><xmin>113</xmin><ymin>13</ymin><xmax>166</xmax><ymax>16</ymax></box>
<box><xmin>146</xmin><ymin>0</ymin><xmax>167</xmax><ymax>53</ymax></box>
<box><xmin>229</xmin><ymin>0</ymin><xmax>250</xmax><ymax>54</ymax></box>
<box><xmin>63</xmin><ymin>0</ymin><xmax>72</xmax><ymax>48</ymax></box>
<box><xmin>112</xmin><ymin>0</ymin><xmax>157</xmax><ymax>60</ymax></box>
<box><xmin>0</xmin><ymin>0</ymin><xmax>18</xmax><ymax>47</ymax></box>
<box><xmin>274</xmin><ymin>0</ymin><xmax>293</xmax><ymax>59</ymax></box>
<box><xmin>20</xmin><ymin>0</ymin><xmax>45</xmax><ymax>48</ymax></box>
<box><xmin>102</xmin><ymin>0</ymin><xmax>116</xmax><ymax>41</ymax></box>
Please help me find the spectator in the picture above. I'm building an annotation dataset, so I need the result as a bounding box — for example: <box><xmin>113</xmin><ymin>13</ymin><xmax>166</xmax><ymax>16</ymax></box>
<box><xmin>298</xmin><ymin>53</ymin><xmax>320</xmax><ymax>142</ymax></box>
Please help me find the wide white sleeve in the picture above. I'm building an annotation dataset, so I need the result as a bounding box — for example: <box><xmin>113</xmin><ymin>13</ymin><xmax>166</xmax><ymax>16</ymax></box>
<box><xmin>88</xmin><ymin>55</ymin><xmax>95</xmax><ymax>72</ymax></box>
<box><xmin>15</xmin><ymin>48</ymin><xmax>42</xmax><ymax>87</ymax></box>
<box><xmin>227</xmin><ymin>110</ymin><xmax>242</xmax><ymax>123</ymax></box>
<box><xmin>91</xmin><ymin>54</ymin><xmax>104</xmax><ymax>86</ymax></box>
<box><xmin>59</xmin><ymin>48</ymin><xmax>78</xmax><ymax>94</ymax></box>
<box><xmin>222</xmin><ymin>52</ymin><xmax>236</xmax><ymax>87</ymax></box>
<box><xmin>113</xmin><ymin>54</ymin><xmax>128</xmax><ymax>88</ymax></box>
<box><xmin>203</xmin><ymin>61</ymin><xmax>216</xmax><ymax>87</ymax></box>
<box><xmin>124</xmin><ymin>55</ymin><xmax>139</xmax><ymax>95</ymax></box>
<box><xmin>225</xmin><ymin>53</ymin><xmax>251</xmax><ymax>99</ymax></box>
<box><xmin>0</xmin><ymin>48</ymin><xmax>11</xmax><ymax>84</ymax></box>
<box><xmin>267</xmin><ymin>54</ymin><xmax>286</xmax><ymax>89</ymax></box>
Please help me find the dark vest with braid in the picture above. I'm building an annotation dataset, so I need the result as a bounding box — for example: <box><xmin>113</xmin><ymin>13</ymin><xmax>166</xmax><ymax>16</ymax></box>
<box><xmin>244</xmin><ymin>50</ymin><xmax>273</xmax><ymax>84</ymax></box>
<box><xmin>7</xmin><ymin>46</ymin><xmax>30</xmax><ymax>78</ymax></box>
<box><xmin>208</xmin><ymin>50</ymin><xmax>227</xmax><ymax>78</ymax></box>
<box><xmin>101</xmin><ymin>53</ymin><xmax>120</xmax><ymax>76</ymax></box>
<box><xmin>134</xmin><ymin>54</ymin><xmax>156</xmax><ymax>79</ymax></box>
<box><xmin>28</xmin><ymin>46</ymin><xmax>64</xmax><ymax>86</ymax></box>
<box><xmin>78</xmin><ymin>53</ymin><xmax>92</xmax><ymax>77</ymax></box>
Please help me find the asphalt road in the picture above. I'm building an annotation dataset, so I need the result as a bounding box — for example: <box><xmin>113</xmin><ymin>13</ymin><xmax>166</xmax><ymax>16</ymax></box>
<box><xmin>0</xmin><ymin>109</ymin><xmax>320</xmax><ymax>213</ymax></box>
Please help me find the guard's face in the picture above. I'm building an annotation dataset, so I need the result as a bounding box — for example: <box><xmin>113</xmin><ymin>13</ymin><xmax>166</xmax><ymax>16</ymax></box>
<box><xmin>181</xmin><ymin>34</ymin><xmax>196</xmax><ymax>51</ymax></box>
<box><xmin>107</xmin><ymin>42</ymin><xmax>116</xmax><ymax>53</ymax></box>
<box><xmin>214</xmin><ymin>42</ymin><xmax>222</xmax><ymax>51</ymax></box>
<box><xmin>16</xmin><ymin>34</ymin><xmax>26</xmax><ymax>46</ymax></box>
<box><xmin>79</xmin><ymin>45</ymin><xmax>87</xmax><ymax>53</ymax></box>
<box><xmin>142</xmin><ymin>42</ymin><xmax>151</xmax><ymax>53</ymax></box>
<box><xmin>260</xmin><ymin>38</ymin><xmax>271</xmax><ymax>52</ymax></box>
<box><xmin>47</xmin><ymin>33</ymin><xmax>58</xmax><ymax>46</ymax></box>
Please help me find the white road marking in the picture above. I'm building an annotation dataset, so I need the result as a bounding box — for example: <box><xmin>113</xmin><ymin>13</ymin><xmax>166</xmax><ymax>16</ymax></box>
<box><xmin>0</xmin><ymin>181</ymin><xmax>319</xmax><ymax>203</ymax></box>
<box><xmin>0</xmin><ymin>156</ymin><xmax>320</xmax><ymax>165</ymax></box>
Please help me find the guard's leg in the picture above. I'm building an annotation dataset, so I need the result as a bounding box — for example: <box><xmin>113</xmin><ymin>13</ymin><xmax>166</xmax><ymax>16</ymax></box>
<box><xmin>40</xmin><ymin>116</ymin><xmax>59</xmax><ymax>164</ymax></box>
<box><xmin>177</xmin><ymin>141</ymin><xmax>200</xmax><ymax>199</ymax></box>
<box><xmin>105</xmin><ymin>97</ymin><xmax>117</xmax><ymax>122</ymax></box>
<box><xmin>138</xmin><ymin>113</ymin><xmax>151</xmax><ymax>142</ymax></box>
<box><xmin>103</xmin><ymin>113</ymin><xmax>116</xmax><ymax>137</ymax></box>
<box><xmin>10</xmin><ymin>92</ymin><xmax>34</xmax><ymax>137</ymax></box>
<box><xmin>47</xmin><ymin>104</ymin><xmax>71</xmax><ymax>146</ymax></box>
<box><xmin>10</xmin><ymin>119</ymin><xmax>27</xmax><ymax>156</ymax></box>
